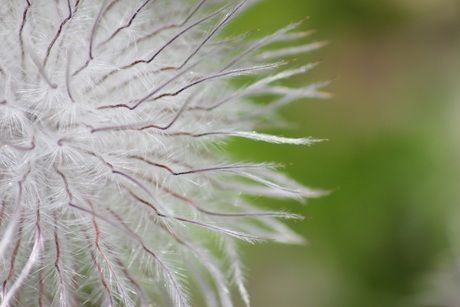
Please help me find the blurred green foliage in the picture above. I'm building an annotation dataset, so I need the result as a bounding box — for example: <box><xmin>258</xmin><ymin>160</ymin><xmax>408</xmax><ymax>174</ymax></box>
<box><xmin>227</xmin><ymin>1</ymin><xmax>460</xmax><ymax>306</ymax></box>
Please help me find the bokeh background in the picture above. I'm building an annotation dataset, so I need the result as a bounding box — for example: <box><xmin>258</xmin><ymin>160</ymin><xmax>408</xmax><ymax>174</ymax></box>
<box><xmin>228</xmin><ymin>1</ymin><xmax>460</xmax><ymax>306</ymax></box>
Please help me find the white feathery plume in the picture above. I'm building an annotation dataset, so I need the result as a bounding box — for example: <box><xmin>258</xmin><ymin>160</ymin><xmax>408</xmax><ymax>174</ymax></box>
<box><xmin>0</xmin><ymin>1</ymin><xmax>327</xmax><ymax>306</ymax></box>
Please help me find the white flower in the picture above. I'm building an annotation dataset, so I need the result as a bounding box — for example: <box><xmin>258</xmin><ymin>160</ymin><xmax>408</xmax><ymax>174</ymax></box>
<box><xmin>0</xmin><ymin>1</ymin><xmax>326</xmax><ymax>306</ymax></box>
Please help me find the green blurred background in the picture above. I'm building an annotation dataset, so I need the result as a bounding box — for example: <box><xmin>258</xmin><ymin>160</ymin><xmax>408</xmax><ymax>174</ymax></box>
<box><xmin>228</xmin><ymin>0</ymin><xmax>460</xmax><ymax>306</ymax></box>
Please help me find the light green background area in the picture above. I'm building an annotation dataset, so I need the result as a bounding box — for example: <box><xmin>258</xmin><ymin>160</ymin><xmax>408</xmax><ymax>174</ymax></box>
<box><xmin>227</xmin><ymin>1</ymin><xmax>460</xmax><ymax>306</ymax></box>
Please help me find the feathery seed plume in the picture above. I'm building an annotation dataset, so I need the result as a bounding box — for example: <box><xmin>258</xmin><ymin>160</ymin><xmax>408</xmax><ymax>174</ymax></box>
<box><xmin>0</xmin><ymin>1</ymin><xmax>326</xmax><ymax>306</ymax></box>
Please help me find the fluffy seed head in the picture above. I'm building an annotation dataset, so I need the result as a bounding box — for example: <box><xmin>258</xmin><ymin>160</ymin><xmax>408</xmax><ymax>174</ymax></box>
<box><xmin>0</xmin><ymin>1</ymin><xmax>326</xmax><ymax>306</ymax></box>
